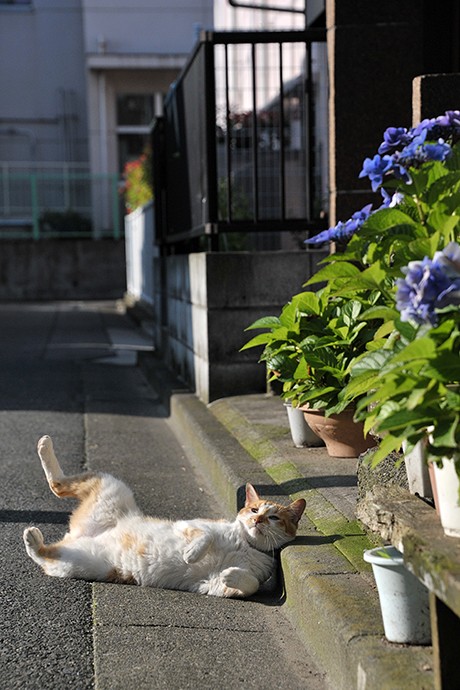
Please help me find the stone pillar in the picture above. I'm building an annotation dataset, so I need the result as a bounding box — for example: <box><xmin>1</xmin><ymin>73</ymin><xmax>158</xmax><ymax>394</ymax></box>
<box><xmin>413</xmin><ymin>73</ymin><xmax>460</xmax><ymax>124</ymax></box>
<box><xmin>326</xmin><ymin>1</ymin><xmax>424</xmax><ymax>226</ymax></box>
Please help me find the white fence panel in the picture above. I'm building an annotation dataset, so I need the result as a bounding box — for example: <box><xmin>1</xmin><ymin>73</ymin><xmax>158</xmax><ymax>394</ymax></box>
<box><xmin>124</xmin><ymin>201</ymin><xmax>155</xmax><ymax>307</ymax></box>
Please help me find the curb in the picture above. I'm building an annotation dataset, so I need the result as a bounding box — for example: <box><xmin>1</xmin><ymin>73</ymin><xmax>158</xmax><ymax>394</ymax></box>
<box><xmin>169</xmin><ymin>392</ymin><xmax>434</xmax><ymax>690</ymax></box>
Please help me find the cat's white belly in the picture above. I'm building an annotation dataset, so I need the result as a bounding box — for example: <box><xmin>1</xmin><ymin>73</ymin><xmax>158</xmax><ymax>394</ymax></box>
<box><xmin>101</xmin><ymin>517</ymin><xmax>275</xmax><ymax>594</ymax></box>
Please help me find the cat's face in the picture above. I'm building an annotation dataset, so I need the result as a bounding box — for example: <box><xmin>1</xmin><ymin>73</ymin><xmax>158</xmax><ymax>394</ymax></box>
<box><xmin>237</xmin><ymin>484</ymin><xmax>306</xmax><ymax>551</ymax></box>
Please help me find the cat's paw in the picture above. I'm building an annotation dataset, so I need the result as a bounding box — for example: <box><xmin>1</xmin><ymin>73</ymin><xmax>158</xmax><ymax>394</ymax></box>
<box><xmin>23</xmin><ymin>526</ymin><xmax>44</xmax><ymax>554</ymax></box>
<box><xmin>37</xmin><ymin>435</ymin><xmax>53</xmax><ymax>456</ymax></box>
<box><xmin>183</xmin><ymin>541</ymin><xmax>203</xmax><ymax>564</ymax></box>
<box><xmin>221</xmin><ymin>567</ymin><xmax>259</xmax><ymax>596</ymax></box>
<box><xmin>221</xmin><ymin>567</ymin><xmax>243</xmax><ymax>589</ymax></box>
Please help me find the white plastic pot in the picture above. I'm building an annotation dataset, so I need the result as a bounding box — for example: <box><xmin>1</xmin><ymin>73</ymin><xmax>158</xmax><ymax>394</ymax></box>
<box><xmin>363</xmin><ymin>545</ymin><xmax>431</xmax><ymax>644</ymax></box>
<box><xmin>432</xmin><ymin>455</ymin><xmax>460</xmax><ymax>538</ymax></box>
<box><xmin>283</xmin><ymin>402</ymin><xmax>323</xmax><ymax>448</ymax></box>
<box><xmin>402</xmin><ymin>439</ymin><xmax>433</xmax><ymax>499</ymax></box>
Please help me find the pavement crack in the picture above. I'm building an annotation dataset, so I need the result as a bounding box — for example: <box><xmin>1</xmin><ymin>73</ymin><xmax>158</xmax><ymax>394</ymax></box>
<box><xmin>97</xmin><ymin>622</ymin><xmax>260</xmax><ymax>634</ymax></box>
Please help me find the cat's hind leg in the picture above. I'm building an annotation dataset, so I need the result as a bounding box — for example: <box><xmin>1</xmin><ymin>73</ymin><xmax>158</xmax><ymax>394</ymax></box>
<box><xmin>23</xmin><ymin>527</ymin><xmax>111</xmax><ymax>581</ymax></box>
<box><xmin>23</xmin><ymin>527</ymin><xmax>69</xmax><ymax>577</ymax></box>
<box><xmin>204</xmin><ymin>567</ymin><xmax>260</xmax><ymax>598</ymax></box>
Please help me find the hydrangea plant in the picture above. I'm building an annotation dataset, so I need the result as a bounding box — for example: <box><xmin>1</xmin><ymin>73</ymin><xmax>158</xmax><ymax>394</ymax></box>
<box><xmin>242</xmin><ymin>112</ymin><xmax>460</xmax><ymax>461</ymax></box>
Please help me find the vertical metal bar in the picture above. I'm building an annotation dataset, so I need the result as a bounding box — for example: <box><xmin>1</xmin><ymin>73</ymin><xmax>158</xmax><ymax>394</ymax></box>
<box><xmin>2</xmin><ymin>163</ymin><xmax>10</xmax><ymax>217</ymax></box>
<box><xmin>112</xmin><ymin>174</ymin><xmax>120</xmax><ymax>240</ymax></box>
<box><xmin>30</xmin><ymin>173</ymin><xmax>40</xmax><ymax>240</ymax></box>
<box><xmin>224</xmin><ymin>42</ymin><xmax>233</xmax><ymax>223</ymax></box>
<box><xmin>278</xmin><ymin>42</ymin><xmax>286</xmax><ymax>221</ymax></box>
<box><xmin>204</xmin><ymin>38</ymin><xmax>218</xmax><ymax>230</ymax></box>
<box><xmin>306</xmin><ymin>39</ymin><xmax>314</xmax><ymax>221</ymax></box>
<box><xmin>251</xmin><ymin>42</ymin><xmax>259</xmax><ymax>222</ymax></box>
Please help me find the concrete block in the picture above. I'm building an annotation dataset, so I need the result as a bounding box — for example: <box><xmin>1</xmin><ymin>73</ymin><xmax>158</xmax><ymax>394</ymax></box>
<box><xmin>413</xmin><ymin>73</ymin><xmax>460</xmax><ymax>123</ymax></box>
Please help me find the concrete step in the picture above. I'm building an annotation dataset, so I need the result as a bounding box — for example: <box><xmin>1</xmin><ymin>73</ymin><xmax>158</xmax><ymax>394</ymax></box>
<box><xmin>165</xmin><ymin>388</ymin><xmax>434</xmax><ymax>690</ymax></box>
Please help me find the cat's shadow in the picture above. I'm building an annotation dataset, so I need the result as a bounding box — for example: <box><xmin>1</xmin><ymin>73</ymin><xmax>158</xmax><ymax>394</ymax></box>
<box><xmin>0</xmin><ymin>509</ymin><xmax>70</xmax><ymax>525</ymax></box>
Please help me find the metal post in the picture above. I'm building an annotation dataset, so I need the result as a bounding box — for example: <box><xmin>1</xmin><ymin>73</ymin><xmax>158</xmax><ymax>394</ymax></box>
<box><xmin>111</xmin><ymin>174</ymin><xmax>120</xmax><ymax>240</ymax></box>
<box><xmin>30</xmin><ymin>173</ymin><xmax>40</xmax><ymax>240</ymax></box>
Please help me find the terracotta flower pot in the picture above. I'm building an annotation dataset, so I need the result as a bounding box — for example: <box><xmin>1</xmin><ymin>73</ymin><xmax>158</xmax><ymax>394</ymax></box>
<box><xmin>301</xmin><ymin>406</ymin><xmax>376</xmax><ymax>458</ymax></box>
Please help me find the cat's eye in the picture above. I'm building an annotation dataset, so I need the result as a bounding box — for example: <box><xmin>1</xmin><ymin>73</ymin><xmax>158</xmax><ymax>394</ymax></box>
<box><xmin>251</xmin><ymin>508</ymin><xmax>258</xmax><ymax>513</ymax></box>
<box><xmin>269</xmin><ymin>515</ymin><xmax>280</xmax><ymax>521</ymax></box>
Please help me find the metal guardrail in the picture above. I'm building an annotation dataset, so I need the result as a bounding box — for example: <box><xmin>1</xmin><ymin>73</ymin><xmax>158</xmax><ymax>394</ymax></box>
<box><xmin>152</xmin><ymin>28</ymin><xmax>328</xmax><ymax>250</ymax></box>
<box><xmin>0</xmin><ymin>165</ymin><xmax>122</xmax><ymax>239</ymax></box>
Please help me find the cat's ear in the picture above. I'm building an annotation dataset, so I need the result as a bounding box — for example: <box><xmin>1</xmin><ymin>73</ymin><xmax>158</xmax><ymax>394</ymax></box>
<box><xmin>288</xmin><ymin>498</ymin><xmax>306</xmax><ymax>525</ymax></box>
<box><xmin>245</xmin><ymin>483</ymin><xmax>260</xmax><ymax>506</ymax></box>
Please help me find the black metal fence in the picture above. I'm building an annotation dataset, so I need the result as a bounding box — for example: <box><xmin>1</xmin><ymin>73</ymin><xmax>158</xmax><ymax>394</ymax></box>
<box><xmin>153</xmin><ymin>29</ymin><xmax>327</xmax><ymax>250</ymax></box>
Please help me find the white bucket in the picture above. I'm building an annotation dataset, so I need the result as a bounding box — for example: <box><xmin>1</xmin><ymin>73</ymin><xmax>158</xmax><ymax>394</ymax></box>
<box><xmin>284</xmin><ymin>402</ymin><xmax>323</xmax><ymax>448</ymax></box>
<box><xmin>363</xmin><ymin>545</ymin><xmax>431</xmax><ymax>644</ymax></box>
<box><xmin>402</xmin><ymin>439</ymin><xmax>433</xmax><ymax>498</ymax></box>
<box><xmin>432</xmin><ymin>456</ymin><xmax>460</xmax><ymax>537</ymax></box>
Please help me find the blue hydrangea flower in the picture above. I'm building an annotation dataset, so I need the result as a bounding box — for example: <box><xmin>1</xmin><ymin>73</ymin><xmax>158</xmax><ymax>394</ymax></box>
<box><xmin>380</xmin><ymin>189</ymin><xmax>404</xmax><ymax>208</ymax></box>
<box><xmin>423</xmin><ymin>139</ymin><xmax>451</xmax><ymax>161</ymax></box>
<box><xmin>396</xmin><ymin>243</ymin><xmax>460</xmax><ymax>325</ymax></box>
<box><xmin>359</xmin><ymin>155</ymin><xmax>393</xmax><ymax>191</ymax></box>
<box><xmin>305</xmin><ymin>204</ymin><xmax>373</xmax><ymax>245</ymax></box>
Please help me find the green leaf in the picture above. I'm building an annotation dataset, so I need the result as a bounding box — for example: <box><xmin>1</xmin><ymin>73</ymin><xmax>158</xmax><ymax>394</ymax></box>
<box><xmin>240</xmin><ymin>332</ymin><xmax>273</xmax><ymax>351</ymax></box>
<box><xmin>341</xmin><ymin>371</ymin><xmax>380</xmax><ymax>400</ymax></box>
<box><xmin>390</xmin><ymin>336</ymin><xmax>437</xmax><ymax>364</ymax></box>
<box><xmin>278</xmin><ymin>301</ymin><xmax>298</xmax><ymax>329</ymax></box>
<box><xmin>377</xmin><ymin>408</ymin><xmax>433</xmax><ymax>432</ymax></box>
<box><xmin>292</xmin><ymin>291</ymin><xmax>321</xmax><ymax>315</ymax></box>
<box><xmin>245</xmin><ymin>316</ymin><xmax>280</xmax><ymax>331</ymax></box>
<box><xmin>431</xmin><ymin>414</ymin><xmax>459</xmax><ymax>448</ymax></box>
<box><xmin>305</xmin><ymin>262</ymin><xmax>361</xmax><ymax>286</ymax></box>
<box><xmin>350</xmin><ymin>349</ymin><xmax>392</xmax><ymax>378</ymax></box>
<box><xmin>367</xmin><ymin>434</ymin><xmax>405</xmax><ymax>467</ymax></box>
<box><xmin>360</xmin><ymin>305</ymin><xmax>399</xmax><ymax>321</ymax></box>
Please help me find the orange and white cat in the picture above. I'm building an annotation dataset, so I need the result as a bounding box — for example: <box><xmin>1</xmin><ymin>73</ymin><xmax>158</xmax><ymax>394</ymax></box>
<box><xmin>23</xmin><ymin>436</ymin><xmax>306</xmax><ymax>598</ymax></box>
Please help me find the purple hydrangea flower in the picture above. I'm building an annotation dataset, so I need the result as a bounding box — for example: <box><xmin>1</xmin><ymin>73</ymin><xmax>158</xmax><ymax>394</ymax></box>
<box><xmin>378</xmin><ymin>127</ymin><xmax>412</xmax><ymax>155</ymax></box>
<box><xmin>396</xmin><ymin>243</ymin><xmax>460</xmax><ymax>325</ymax></box>
<box><xmin>436</xmin><ymin>110</ymin><xmax>460</xmax><ymax>129</ymax></box>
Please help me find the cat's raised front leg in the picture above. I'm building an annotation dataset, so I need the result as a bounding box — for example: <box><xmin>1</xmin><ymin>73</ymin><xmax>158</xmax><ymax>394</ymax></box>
<box><xmin>183</xmin><ymin>529</ymin><xmax>213</xmax><ymax>564</ymax></box>
<box><xmin>221</xmin><ymin>567</ymin><xmax>260</xmax><ymax>598</ymax></box>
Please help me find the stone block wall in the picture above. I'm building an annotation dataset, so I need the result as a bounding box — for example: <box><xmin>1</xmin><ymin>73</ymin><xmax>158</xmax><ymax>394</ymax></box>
<box><xmin>0</xmin><ymin>239</ymin><xmax>126</xmax><ymax>300</ymax></box>
<box><xmin>152</xmin><ymin>250</ymin><xmax>327</xmax><ymax>404</ymax></box>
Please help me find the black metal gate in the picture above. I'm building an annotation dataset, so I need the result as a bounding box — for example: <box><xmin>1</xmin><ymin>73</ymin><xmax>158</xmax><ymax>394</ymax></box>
<box><xmin>152</xmin><ymin>28</ymin><xmax>327</xmax><ymax>251</ymax></box>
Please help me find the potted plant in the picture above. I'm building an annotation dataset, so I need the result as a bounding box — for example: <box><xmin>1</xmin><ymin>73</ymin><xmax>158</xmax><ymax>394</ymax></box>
<box><xmin>242</xmin><ymin>287</ymin><xmax>378</xmax><ymax>456</ymax></box>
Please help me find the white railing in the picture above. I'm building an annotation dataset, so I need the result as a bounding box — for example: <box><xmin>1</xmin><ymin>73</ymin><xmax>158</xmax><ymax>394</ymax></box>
<box><xmin>124</xmin><ymin>201</ymin><xmax>156</xmax><ymax>307</ymax></box>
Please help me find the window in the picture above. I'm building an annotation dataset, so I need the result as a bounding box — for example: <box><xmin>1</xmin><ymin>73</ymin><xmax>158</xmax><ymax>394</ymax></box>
<box><xmin>116</xmin><ymin>94</ymin><xmax>154</xmax><ymax>172</ymax></box>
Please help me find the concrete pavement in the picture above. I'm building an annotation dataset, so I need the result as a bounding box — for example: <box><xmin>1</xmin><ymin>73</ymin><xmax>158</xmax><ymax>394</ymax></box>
<box><xmin>0</xmin><ymin>301</ymin><xmax>326</xmax><ymax>690</ymax></box>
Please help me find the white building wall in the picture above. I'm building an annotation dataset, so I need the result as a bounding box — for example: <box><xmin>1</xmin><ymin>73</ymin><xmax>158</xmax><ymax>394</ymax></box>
<box><xmin>0</xmin><ymin>0</ymin><xmax>87</xmax><ymax>163</ymax></box>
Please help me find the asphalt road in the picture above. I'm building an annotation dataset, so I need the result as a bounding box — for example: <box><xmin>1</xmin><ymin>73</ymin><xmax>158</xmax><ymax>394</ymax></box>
<box><xmin>0</xmin><ymin>301</ymin><xmax>326</xmax><ymax>690</ymax></box>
